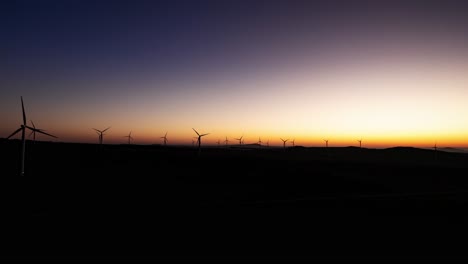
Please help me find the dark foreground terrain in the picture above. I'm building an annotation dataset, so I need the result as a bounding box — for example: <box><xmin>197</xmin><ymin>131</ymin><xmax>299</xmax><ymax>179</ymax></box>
<box><xmin>2</xmin><ymin>140</ymin><xmax>468</xmax><ymax>261</ymax></box>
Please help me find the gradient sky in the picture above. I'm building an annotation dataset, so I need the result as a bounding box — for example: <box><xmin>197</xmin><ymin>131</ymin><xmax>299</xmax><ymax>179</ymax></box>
<box><xmin>2</xmin><ymin>0</ymin><xmax>468</xmax><ymax>147</ymax></box>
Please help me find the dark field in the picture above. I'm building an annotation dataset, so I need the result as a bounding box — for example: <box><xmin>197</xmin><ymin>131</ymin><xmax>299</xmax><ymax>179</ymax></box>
<box><xmin>2</xmin><ymin>140</ymin><xmax>468</xmax><ymax>261</ymax></box>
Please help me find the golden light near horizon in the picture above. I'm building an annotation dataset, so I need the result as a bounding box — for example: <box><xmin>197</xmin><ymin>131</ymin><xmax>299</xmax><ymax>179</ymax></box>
<box><xmin>3</xmin><ymin>50</ymin><xmax>468</xmax><ymax>148</ymax></box>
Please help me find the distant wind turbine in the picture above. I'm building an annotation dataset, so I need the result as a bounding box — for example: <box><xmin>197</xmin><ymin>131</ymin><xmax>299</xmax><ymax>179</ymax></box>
<box><xmin>124</xmin><ymin>131</ymin><xmax>133</xmax><ymax>144</ymax></box>
<box><xmin>93</xmin><ymin>127</ymin><xmax>110</xmax><ymax>145</ymax></box>
<box><xmin>6</xmin><ymin>96</ymin><xmax>57</xmax><ymax>176</ymax></box>
<box><xmin>234</xmin><ymin>135</ymin><xmax>243</xmax><ymax>145</ymax></box>
<box><xmin>224</xmin><ymin>136</ymin><xmax>229</xmax><ymax>146</ymax></box>
<box><xmin>257</xmin><ymin>137</ymin><xmax>262</xmax><ymax>145</ymax></box>
<box><xmin>324</xmin><ymin>139</ymin><xmax>329</xmax><ymax>148</ymax></box>
<box><xmin>280</xmin><ymin>138</ymin><xmax>289</xmax><ymax>149</ymax></box>
<box><xmin>357</xmin><ymin>139</ymin><xmax>362</xmax><ymax>149</ymax></box>
<box><xmin>291</xmin><ymin>139</ymin><xmax>295</xmax><ymax>147</ymax></box>
<box><xmin>192</xmin><ymin>128</ymin><xmax>209</xmax><ymax>151</ymax></box>
<box><xmin>28</xmin><ymin>120</ymin><xmax>50</xmax><ymax>142</ymax></box>
<box><xmin>161</xmin><ymin>132</ymin><xmax>168</xmax><ymax>146</ymax></box>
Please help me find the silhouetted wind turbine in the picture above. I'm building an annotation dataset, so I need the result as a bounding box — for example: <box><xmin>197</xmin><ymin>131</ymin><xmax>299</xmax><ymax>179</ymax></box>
<box><xmin>29</xmin><ymin>120</ymin><xmax>50</xmax><ymax>142</ymax></box>
<box><xmin>291</xmin><ymin>138</ymin><xmax>295</xmax><ymax>147</ymax></box>
<box><xmin>324</xmin><ymin>139</ymin><xmax>329</xmax><ymax>148</ymax></box>
<box><xmin>161</xmin><ymin>132</ymin><xmax>168</xmax><ymax>146</ymax></box>
<box><xmin>93</xmin><ymin>127</ymin><xmax>110</xmax><ymax>145</ymax></box>
<box><xmin>257</xmin><ymin>137</ymin><xmax>262</xmax><ymax>145</ymax></box>
<box><xmin>217</xmin><ymin>139</ymin><xmax>221</xmax><ymax>147</ymax></box>
<box><xmin>234</xmin><ymin>135</ymin><xmax>243</xmax><ymax>145</ymax></box>
<box><xmin>192</xmin><ymin>128</ymin><xmax>209</xmax><ymax>151</ymax></box>
<box><xmin>357</xmin><ymin>139</ymin><xmax>362</xmax><ymax>149</ymax></box>
<box><xmin>224</xmin><ymin>136</ymin><xmax>229</xmax><ymax>146</ymax></box>
<box><xmin>124</xmin><ymin>131</ymin><xmax>133</xmax><ymax>144</ymax></box>
<box><xmin>280</xmin><ymin>138</ymin><xmax>289</xmax><ymax>149</ymax></box>
<box><xmin>7</xmin><ymin>96</ymin><xmax>57</xmax><ymax>176</ymax></box>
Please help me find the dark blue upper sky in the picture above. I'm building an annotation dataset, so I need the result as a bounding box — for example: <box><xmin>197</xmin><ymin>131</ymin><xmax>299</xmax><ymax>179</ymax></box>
<box><xmin>4</xmin><ymin>0</ymin><xmax>468</xmax><ymax>84</ymax></box>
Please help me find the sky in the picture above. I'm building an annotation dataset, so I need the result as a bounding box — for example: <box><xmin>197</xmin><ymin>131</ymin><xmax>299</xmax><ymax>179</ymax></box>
<box><xmin>2</xmin><ymin>0</ymin><xmax>468</xmax><ymax>148</ymax></box>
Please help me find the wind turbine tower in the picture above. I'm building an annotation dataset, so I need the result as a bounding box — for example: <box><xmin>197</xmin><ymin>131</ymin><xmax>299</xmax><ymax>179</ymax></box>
<box><xmin>192</xmin><ymin>128</ymin><xmax>209</xmax><ymax>152</ymax></box>
<box><xmin>93</xmin><ymin>127</ymin><xmax>110</xmax><ymax>145</ymax></box>
<box><xmin>161</xmin><ymin>132</ymin><xmax>168</xmax><ymax>146</ymax></box>
<box><xmin>124</xmin><ymin>131</ymin><xmax>133</xmax><ymax>144</ymax></box>
<box><xmin>7</xmin><ymin>96</ymin><xmax>57</xmax><ymax>176</ymax></box>
<box><xmin>234</xmin><ymin>135</ymin><xmax>243</xmax><ymax>146</ymax></box>
<box><xmin>280</xmin><ymin>138</ymin><xmax>289</xmax><ymax>149</ymax></box>
<box><xmin>29</xmin><ymin>120</ymin><xmax>51</xmax><ymax>143</ymax></box>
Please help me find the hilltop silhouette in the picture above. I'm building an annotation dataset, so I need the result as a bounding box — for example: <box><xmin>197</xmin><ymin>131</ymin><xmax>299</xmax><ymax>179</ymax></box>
<box><xmin>2</xmin><ymin>139</ymin><xmax>468</xmax><ymax>260</ymax></box>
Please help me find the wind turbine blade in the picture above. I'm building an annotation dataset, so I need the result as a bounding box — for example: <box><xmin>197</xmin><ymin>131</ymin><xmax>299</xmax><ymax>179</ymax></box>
<box><xmin>165</xmin><ymin>132</ymin><xmax>167</xmax><ymax>137</ymax></box>
<box><xmin>21</xmin><ymin>96</ymin><xmax>26</xmax><ymax>125</ymax></box>
<box><xmin>201</xmin><ymin>133</ymin><xmax>210</xmax><ymax>136</ymax></box>
<box><xmin>31</xmin><ymin>120</ymin><xmax>35</xmax><ymax>129</ymax></box>
<box><xmin>7</xmin><ymin>127</ymin><xmax>23</xmax><ymax>139</ymax></box>
<box><xmin>36</xmin><ymin>130</ymin><xmax>58</xmax><ymax>138</ymax></box>
<box><xmin>29</xmin><ymin>130</ymin><xmax>34</xmax><ymax>137</ymax></box>
<box><xmin>192</xmin><ymin>128</ymin><xmax>200</xmax><ymax>135</ymax></box>
<box><xmin>102</xmin><ymin>127</ymin><xmax>111</xmax><ymax>133</ymax></box>
<box><xmin>93</xmin><ymin>128</ymin><xmax>101</xmax><ymax>133</ymax></box>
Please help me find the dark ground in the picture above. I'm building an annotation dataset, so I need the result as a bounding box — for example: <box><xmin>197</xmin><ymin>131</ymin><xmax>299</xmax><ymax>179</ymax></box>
<box><xmin>2</xmin><ymin>140</ymin><xmax>468</xmax><ymax>261</ymax></box>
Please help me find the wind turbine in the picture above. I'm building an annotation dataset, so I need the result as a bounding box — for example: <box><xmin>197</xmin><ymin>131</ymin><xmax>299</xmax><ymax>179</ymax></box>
<box><xmin>357</xmin><ymin>139</ymin><xmax>362</xmax><ymax>149</ymax></box>
<box><xmin>280</xmin><ymin>138</ymin><xmax>289</xmax><ymax>149</ymax></box>
<box><xmin>6</xmin><ymin>96</ymin><xmax>57</xmax><ymax>176</ymax></box>
<box><xmin>161</xmin><ymin>132</ymin><xmax>168</xmax><ymax>146</ymax></box>
<box><xmin>124</xmin><ymin>131</ymin><xmax>133</xmax><ymax>144</ymax></box>
<box><xmin>217</xmin><ymin>139</ymin><xmax>221</xmax><ymax>147</ymax></box>
<box><xmin>93</xmin><ymin>127</ymin><xmax>110</xmax><ymax>145</ymax></box>
<box><xmin>192</xmin><ymin>128</ymin><xmax>209</xmax><ymax>151</ymax></box>
<box><xmin>291</xmin><ymin>139</ymin><xmax>295</xmax><ymax>147</ymax></box>
<box><xmin>224</xmin><ymin>136</ymin><xmax>229</xmax><ymax>146</ymax></box>
<box><xmin>28</xmin><ymin>120</ymin><xmax>50</xmax><ymax>142</ymax></box>
<box><xmin>257</xmin><ymin>137</ymin><xmax>262</xmax><ymax>145</ymax></box>
<box><xmin>234</xmin><ymin>135</ymin><xmax>243</xmax><ymax>145</ymax></box>
<box><xmin>324</xmin><ymin>139</ymin><xmax>329</xmax><ymax>148</ymax></box>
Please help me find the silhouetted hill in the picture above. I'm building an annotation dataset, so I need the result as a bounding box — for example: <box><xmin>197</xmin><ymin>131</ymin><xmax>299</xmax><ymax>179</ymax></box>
<box><xmin>2</xmin><ymin>140</ymin><xmax>468</xmax><ymax>261</ymax></box>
